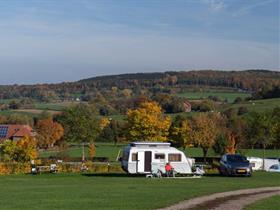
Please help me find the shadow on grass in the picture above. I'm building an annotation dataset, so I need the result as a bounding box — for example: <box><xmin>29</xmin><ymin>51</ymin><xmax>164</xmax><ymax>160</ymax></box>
<box><xmin>82</xmin><ymin>173</ymin><xmax>145</xmax><ymax>178</ymax></box>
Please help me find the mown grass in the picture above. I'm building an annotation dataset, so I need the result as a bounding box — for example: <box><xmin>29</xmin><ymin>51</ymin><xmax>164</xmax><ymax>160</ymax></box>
<box><xmin>176</xmin><ymin>90</ymin><xmax>251</xmax><ymax>103</ymax></box>
<box><xmin>244</xmin><ymin>195</ymin><xmax>280</xmax><ymax>210</ymax></box>
<box><xmin>0</xmin><ymin>172</ymin><xmax>279</xmax><ymax>210</ymax></box>
<box><xmin>39</xmin><ymin>144</ymin><xmax>280</xmax><ymax>160</ymax></box>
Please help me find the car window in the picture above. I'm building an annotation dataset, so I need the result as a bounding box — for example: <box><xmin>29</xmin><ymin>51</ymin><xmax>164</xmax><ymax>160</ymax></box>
<box><xmin>227</xmin><ymin>155</ymin><xmax>246</xmax><ymax>162</ymax></box>
<box><xmin>270</xmin><ymin>165</ymin><xmax>277</xmax><ymax>169</ymax></box>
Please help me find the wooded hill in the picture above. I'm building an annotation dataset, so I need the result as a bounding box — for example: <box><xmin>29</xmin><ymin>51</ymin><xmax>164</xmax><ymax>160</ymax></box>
<box><xmin>0</xmin><ymin>70</ymin><xmax>279</xmax><ymax>101</ymax></box>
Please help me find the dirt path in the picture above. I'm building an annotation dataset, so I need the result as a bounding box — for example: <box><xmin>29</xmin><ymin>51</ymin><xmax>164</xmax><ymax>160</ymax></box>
<box><xmin>158</xmin><ymin>187</ymin><xmax>280</xmax><ymax>210</ymax></box>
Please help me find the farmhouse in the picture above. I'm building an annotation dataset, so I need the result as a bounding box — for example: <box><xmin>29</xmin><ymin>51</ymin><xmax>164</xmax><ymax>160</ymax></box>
<box><xmin>0</xmin><ymin>124</ymin><xmax>36</xmax><ymax>143</ymax></box>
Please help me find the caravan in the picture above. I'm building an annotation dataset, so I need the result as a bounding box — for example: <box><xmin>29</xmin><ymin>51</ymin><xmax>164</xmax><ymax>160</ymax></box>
<box><xmin>120</xmin><ymin>142</ymin><xmax>196</xmax><ymax>175</ymax></box>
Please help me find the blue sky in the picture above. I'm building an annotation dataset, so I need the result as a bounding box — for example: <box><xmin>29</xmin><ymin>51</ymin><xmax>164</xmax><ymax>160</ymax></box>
<box><xmin>0</xmin><ymin>0</ymin><xmax>279</xmax><ymax>84</ymax></box>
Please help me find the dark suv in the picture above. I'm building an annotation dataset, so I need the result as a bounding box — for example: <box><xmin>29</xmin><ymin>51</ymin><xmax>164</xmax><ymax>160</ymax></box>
<box><xmin>219</xmin><ymin>154</ymin><xmax>252</xmax><ymax>176</ymax></box>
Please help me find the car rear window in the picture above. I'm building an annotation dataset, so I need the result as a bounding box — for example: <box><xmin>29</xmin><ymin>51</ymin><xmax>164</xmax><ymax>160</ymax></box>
<box><xmin>227</xmin><ymin>155</ymin><xmax>246</xmax><ymax>162</ymax></box>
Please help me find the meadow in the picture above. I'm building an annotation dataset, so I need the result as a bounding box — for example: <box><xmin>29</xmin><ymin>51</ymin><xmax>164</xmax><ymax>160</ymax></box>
<box><xmin>176</xmin><ymin>90</ymin><xmax>251</xmax><ymax>103</ymax></box>
<box><xmin>0</xmin><ymin>172</ymin><xmax>279</xmax><ymax>210</ymax></box>
<box><xmin>224</xmin><ymin>98</ymin><xmax>280</xmax><ymax>113</ymax></box>
<box><xmin>39</xmin><ymin>143</ymin><xmax>280</xmax><ymax>161</ymax></box>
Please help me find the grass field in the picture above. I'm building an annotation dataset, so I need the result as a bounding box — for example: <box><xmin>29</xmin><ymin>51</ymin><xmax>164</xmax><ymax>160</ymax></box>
<box><xmin>39</xmin><ymin>144</ymin><xmax>280</xmax><ymax>160</ymax></box>
<box><xmin>244</xmin><ymin>195</ymin><xmax>280</xmax><ymax>210</ymax></box>
<box><xmin>224</xmin><ymin>98</ymin><xmax>280</xmax><ymax>113</ymax></box>
<box><xmin>34</xmin><ymin>102</ymin><xmax>78</xmax><ymax>111</ymax></box>
<box><xmin>176</xmin><ymin>90</ymin><xmax>251</xmax><ymax>103</ymax></box>
<box><xmin>0</xmin><ymin>172</ymin><xmax>279</xmax><ymax>210</ymax></box>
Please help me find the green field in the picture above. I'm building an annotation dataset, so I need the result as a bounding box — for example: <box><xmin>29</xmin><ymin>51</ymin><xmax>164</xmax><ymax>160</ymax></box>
<box><xmin>39</xmin><ymin>144</ymin><xmax>280</xmax><ymax>160</ymax></box>
<box><xmin>40</xmin><ymin>144</ymin><xmax>125</xmax><ymax>161</ymax></box>
<box><xmin>224</xmin><ymin>98</ymin><xmax>280</xmax><ymax>113</ymax></box>
<box><xmin>176</xmin><ymin>90</ymin><xmax>251</xmax><ymax>103</ymax></box>
<box><xmin>34</xmin><ymin>102</ymin><xmax>77</xmax><ymax>111</ymax></box>
<box><xmin>0</xmin><ymin>172</ymin><xmax>279</xmax><ymax>210</ymax></box>
<box><xmin>244</xmin><ymin>195</ymin><xmax>280</xmax><ymax>210</ymax></box>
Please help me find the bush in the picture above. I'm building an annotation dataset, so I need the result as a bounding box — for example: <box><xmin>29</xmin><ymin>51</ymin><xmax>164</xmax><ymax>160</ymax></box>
<box><xmin>237</xmin><ymin>106</ymin><xmax>248</xmax><ymax>115</ymax></box>
<box><xmin>0</xmin><ymin>163</ymin><xmax>31</xmax><ymax>175</ymax></box>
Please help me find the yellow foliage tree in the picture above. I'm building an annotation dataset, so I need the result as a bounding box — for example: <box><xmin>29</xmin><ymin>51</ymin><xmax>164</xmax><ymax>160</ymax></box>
<box><xmin>191</xmin><ymin>112</ymin><xmax>222</xmax><ymax>162</ymax></box>
<box><xmin>0</xmin><ymin>136</ymin><xmax>38</xmax><ymax>162</ymax></box>
<box><xmin>126</xmin><ymin>101</ymin><xmax>171</xmax><ymax>141</ymax></box>
<box><xmin>99</xmin><ymin>117</ymin><xmax>110</xmax><ymax>131</ymax></box>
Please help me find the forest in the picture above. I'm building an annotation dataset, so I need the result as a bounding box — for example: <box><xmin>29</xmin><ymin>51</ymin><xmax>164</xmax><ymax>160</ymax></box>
<box><xmin>0</xmin><ymin>70</ymin><xmax>279</xmax><ymax>102</ymax></box>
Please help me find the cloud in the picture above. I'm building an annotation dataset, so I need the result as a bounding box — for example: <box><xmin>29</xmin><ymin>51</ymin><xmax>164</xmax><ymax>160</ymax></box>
<box><xmin>232</xmin><ymin>0</ymin><xmax>276</xmax><ymax>17</ymax></box>
<box><xmin>204</xmin><ymin>0</ymin><xmax>226</xmax><ymax>12</ymax></box>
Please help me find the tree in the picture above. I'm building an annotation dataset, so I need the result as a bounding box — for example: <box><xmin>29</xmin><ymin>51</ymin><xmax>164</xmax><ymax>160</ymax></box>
<box><xmin>59</xmin><ymin>104</ymin><xmax>100</xmax><ymax>161</ymax></box>
<box><xmin>6</xmin><ymin>114</ymin><xmax>34</xmax><ymax>125</ymax></box>
<box><xmin>0</xmin><ymin>136</ymin><xmax>38</xmax><ymax>162</ymax></box>
<box><xmin>169</xmin><ymin>115</ymin><xmax>192</xmax><ymax>148</ymax></box>
<box><xmin>59</xmin><ymin>104</ymin><xmax>99</xmax><ymax>143</ymax></box>
<box><xmin>36</xmin><ymin>118</ymin><xmax>64</xmax><ymax>149</ymax></box>
<box><xmin>271</xmin><ymin>108</ymin><xmax>280</xmax><ymax>148</ymax></box>
<box><xmin>191</xmin><ymin>112</ymin><xmax>221</xmax><ymax>162</ymax></box>
<box><xmin>213</xmin><ymin>134</ymin><xmax>228</xmax><ymax>155</ymax></box>
<box><xmin>246</xmin><ymin>111</ymin><xmax>275</xmax><ymax>169</ymax></box>
<box><xmin>126</xmin><ymin>101</ymin><xmax>171</xmax><ymax>141</ymax></box>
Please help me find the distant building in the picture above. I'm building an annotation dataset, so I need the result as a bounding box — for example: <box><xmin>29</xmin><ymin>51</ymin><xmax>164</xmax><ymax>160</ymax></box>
<box><xmin>0</xmin><ymin>124</ymin><xmax>36</xmax><ymax>143</ymax></box>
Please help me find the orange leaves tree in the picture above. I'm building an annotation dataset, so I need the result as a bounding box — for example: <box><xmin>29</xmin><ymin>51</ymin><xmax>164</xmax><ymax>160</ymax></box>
<box><xmin>36</xmin><ymin>118</ymin><xmax>64</xmax><ymax>149</ymax></box>
<box><xmin>126</xmin><ymin>101</ymin><xmax>171</xmax><ymax>141</ymax></box>
<box><xmin>0</xmin><ymin>136</ymin><xmax>38</xmax><ymax>162</ymax></box>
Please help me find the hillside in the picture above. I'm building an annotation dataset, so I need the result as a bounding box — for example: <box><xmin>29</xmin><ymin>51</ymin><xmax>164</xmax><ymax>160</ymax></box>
<box><xmin>0</xmin><ymin>70</ymin><xmax>279</xmax><ymax>102</ymax></box>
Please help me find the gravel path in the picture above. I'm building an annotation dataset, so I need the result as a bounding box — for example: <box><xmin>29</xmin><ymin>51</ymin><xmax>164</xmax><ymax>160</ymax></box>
<box><xmin>158</xmin><ymin>187</ymin><xmax>280</xmax><ymax>210</ymax></box>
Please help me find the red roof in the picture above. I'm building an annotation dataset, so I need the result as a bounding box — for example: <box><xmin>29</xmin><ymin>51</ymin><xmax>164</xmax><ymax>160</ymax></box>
<box><xmin>0</xmin><ymin>124</ymin><xmax>35</xmax><ymax>142</ymax></box>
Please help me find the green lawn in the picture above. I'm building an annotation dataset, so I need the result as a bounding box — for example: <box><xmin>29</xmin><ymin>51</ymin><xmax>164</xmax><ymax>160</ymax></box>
<box><xmin>39</xmin><ymin>144</ymin><xmax>280</xmax><ymax>161</ymax></box>
<box><xmin>40</xmin><ymin>143</ymin><xmax>125</xmax><ymax>161</ymax></box>
<box><xmin>0</xmin><ymin>172</ymin><xmax>279</xmax><ymax>210</ymax></box>
<box><xmin>244</xmin><ymin>195</ymin><xmax>280</xmax><ymax>210</ymax></box>
<box><xmin>176</xmin><ymin>90</ymin><xmax>251</xmax><ymax>103</ymax></box>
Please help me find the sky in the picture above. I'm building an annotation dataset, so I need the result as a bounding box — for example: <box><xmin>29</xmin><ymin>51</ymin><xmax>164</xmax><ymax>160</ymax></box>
<box><xmin>0</xmin><ymin>0</ymin><xmax>279</xmax><ymax>84</ymax></box>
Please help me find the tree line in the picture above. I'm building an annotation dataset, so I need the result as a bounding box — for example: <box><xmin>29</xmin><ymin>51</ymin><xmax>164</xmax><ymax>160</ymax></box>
<box><xmin>0</xmin><ymin>70</ymin><xmax>279</xmax><ymax>102</ymax></box>
<box><xmin>0</xmin><ymin>99</ymin><xmax>279</xmax><ymax>163</ymax></box>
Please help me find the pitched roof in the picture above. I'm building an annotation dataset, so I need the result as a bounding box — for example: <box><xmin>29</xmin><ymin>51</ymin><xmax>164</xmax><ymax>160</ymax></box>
<box><xmin>0</xmin><ymin>124</ymin><xmax>35</xmax><ymax>142</ymax></box>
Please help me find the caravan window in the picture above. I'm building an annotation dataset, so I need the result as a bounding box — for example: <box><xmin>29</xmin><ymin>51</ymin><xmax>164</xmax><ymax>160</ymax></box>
<box><xmin>155</xmin><ymin>153</ymin><xmax>165</xmax><ymax>160</ymax></box>
<box><xmin>131</xmin><ymin>153</ymin><xmax>137</xmax><ymax>161</ymax></box>
<box><xmin>168</xmin><ymin>154</ymin><xmax>182</xmax><ymax>162</ymax></box>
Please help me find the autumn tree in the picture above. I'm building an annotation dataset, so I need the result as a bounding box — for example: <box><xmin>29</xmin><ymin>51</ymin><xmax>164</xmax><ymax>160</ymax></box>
<box><xmin>0</xmin><ymin>136</ymin><xmax>38</xmax><ymax>162</ymax></box>
<box><xmin>126</xmin><ymin>101</ymin><xmax>171</xmax><ymax>141</ymax></box>
<box><xmin>191</xmin><ymin>112</ymin><xmax>222</xmax><ymax>162</ymax></box>
<box><xmin>36</xmin><ymin>118</ymin><xmax>64</xmax><ymax>149</ymax></box>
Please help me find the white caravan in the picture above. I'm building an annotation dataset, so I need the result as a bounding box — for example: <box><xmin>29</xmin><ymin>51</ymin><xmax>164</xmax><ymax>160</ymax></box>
<box><xmin>120</xmin><ymin>142</ymin><xmax>194</xmax><ymax>175</ymax></box>
<box><xmin>247</xmin><ymin>157</ymin><xmax>279</xmax><ymax>171</ymax></box>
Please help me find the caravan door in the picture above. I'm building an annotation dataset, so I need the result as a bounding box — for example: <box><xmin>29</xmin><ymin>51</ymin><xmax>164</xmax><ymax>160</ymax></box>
<box><xmin>137</xmin><ymin>151</ymin><xmax>145</xmax><ymax>173</ymax></box>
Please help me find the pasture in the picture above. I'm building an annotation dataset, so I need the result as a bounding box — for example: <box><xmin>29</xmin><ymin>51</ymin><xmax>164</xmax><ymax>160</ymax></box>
<box><xmin>176</xmin><ymin>90</ymin><xmax>251</xmax><ymax>103</ymax></box>
<box><xmin>39</xmin><ymin>144</ymin><xmax>280</xmax><ymax>161</ymax></box>
<box><xmin>0</xmin><ymin>172</ymin><xmax>279</xmax><ymax>210</ymax></box>
<box><xmin>225</xmin><ymin>98</ymin><xmax>280</xmax><ymax>113</ymax></box>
